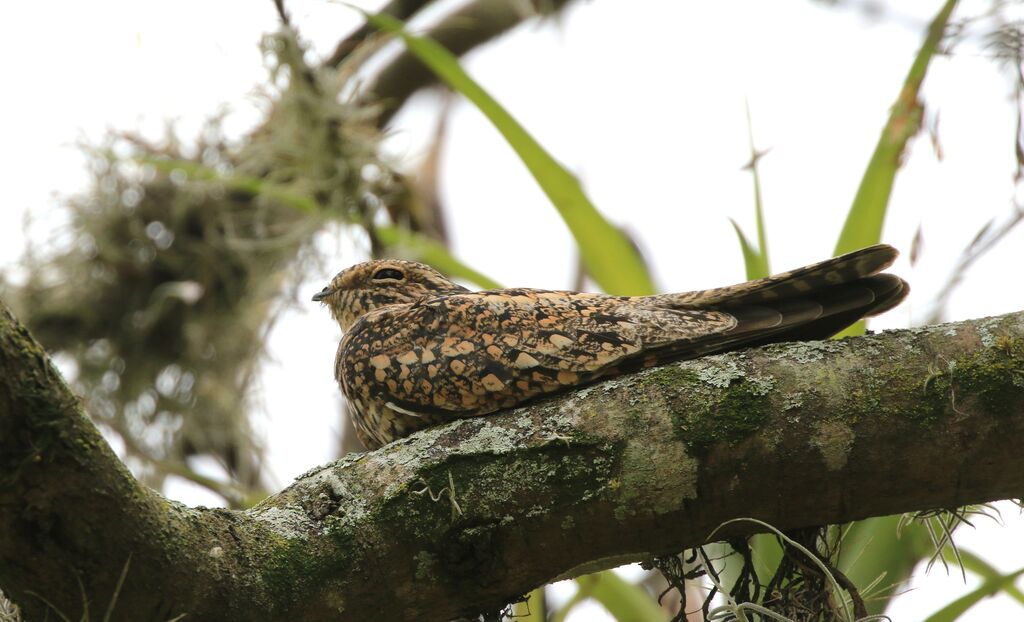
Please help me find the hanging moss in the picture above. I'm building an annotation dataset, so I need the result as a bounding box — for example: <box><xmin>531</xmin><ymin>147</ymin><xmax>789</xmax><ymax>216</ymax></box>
<box><xmin>1</xmin><ymin>29</ymin><xmax>403</xmax><ymax>491</ymax></box>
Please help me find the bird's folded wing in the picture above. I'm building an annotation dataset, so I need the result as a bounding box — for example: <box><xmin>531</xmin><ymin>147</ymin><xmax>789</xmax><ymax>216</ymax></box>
<box><xmin>340</xmin><ymin>289</ymin><xmax>738</xmax><ymax>418</ymax></box>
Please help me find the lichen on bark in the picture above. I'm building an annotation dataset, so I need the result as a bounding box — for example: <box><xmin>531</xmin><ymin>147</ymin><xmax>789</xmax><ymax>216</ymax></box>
<box><xmin>2</xmin><ymin>300</ymin><xmax>1023</xmax><ymax>621</ymax></box>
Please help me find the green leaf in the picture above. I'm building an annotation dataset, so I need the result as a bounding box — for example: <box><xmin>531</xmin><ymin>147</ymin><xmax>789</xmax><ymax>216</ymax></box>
<box><xmin>728</xmin><ymin>103</ymin><xmax>772</xmax><ymax>282</ymax></box>
<box><xmin>549</xmin><ymin>571</ymin><xmax>668</xmax><ymax>622</ymax></box>
<box><xmin>548</xmin><ymin>580</ymin><xmax>591</xmax><ymax>622</ymax></box>
<box><xmin>745</xmin><ymin>101</ymin><xmax>771</xmax><ymax>278</ymax></box>
<box><xmin>576</xmin><ymin>571</ymin><xmax>667</xmax><ymax>622</ymax></box>
<box><xmin>953</xmin><ymin>549</ymin><xmax>1024</xmax><ymax>606</ymax></box>
<box><xmin>833</xmin><ymin>0</ymin><xmax>959</xmax><ymax>337</ymax></box>
<box><xmin>838</xmin><ymin>515</ymin><xmax>931</xmax><ymax>617</ymax></box>
<box><xmin>376</xmin><ymin>226</ymin><xmax>502</xmax><ymax>289</ymax></box>
<box><xmin>923</xmin><ymin>566</ymin><xmax>1024</xmax><ymax>622</ymax></box>
<box><xmin>729</xmin><ymin>219</ymin><xmax>770</xmax><ymax>282</ymax></box>
<box><xmin>834</xmin><ymin>0</ymin><xmax>958</xmax><ymax>255</ymax></box>
<box><xmin>361</xmin><ymin>12</ymin><xmax>655</xmax><ymax>296</ymax></box>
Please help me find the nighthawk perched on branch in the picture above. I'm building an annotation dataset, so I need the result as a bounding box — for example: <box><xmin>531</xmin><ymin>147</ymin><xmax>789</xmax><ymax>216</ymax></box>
<box><xmin>314</xmin><ymin>244</ymin><xmax>908</xmax><ymax>449</ymax></box>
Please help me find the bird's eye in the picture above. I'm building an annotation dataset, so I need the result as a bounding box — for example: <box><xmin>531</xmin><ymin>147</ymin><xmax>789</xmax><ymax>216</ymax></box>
<box><xmin>372</xmin><ymin>268</ymin><xmax>405</xmax><ymax>281</ymax></box>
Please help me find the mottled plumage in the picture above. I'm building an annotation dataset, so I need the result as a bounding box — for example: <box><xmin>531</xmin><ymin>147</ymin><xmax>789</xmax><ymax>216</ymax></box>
<box><xmin>314</xmin><ymin>245</ymin><xmax>908</xmax><ymax>449</ymax></box>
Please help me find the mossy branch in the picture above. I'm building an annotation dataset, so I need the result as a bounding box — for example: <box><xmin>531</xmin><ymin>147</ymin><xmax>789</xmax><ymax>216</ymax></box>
<box><xmin>1</xmin><ymin>297</ymin><xmax>1023</xmax><ymax>621</ymax></box>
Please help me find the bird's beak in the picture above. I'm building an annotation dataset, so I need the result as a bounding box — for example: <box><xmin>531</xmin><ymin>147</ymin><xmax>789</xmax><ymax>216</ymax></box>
<box><xmin>312</xmin><ymin>287</ymin><xmax>333</xmax><ymax>302</ymax></box>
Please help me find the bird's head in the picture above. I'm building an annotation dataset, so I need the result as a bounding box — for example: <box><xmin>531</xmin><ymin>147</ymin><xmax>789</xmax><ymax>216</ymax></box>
<box><xmin>313</xmin><ymin>259</ymin><xmax>469</xmax><ymax>331</ymax></box>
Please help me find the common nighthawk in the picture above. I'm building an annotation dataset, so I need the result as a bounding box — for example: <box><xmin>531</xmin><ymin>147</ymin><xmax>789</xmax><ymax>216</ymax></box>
<box><xmin>314</xmin><ymin>244</ymin><xmax>908</xmax><ymax>449</ymax></box>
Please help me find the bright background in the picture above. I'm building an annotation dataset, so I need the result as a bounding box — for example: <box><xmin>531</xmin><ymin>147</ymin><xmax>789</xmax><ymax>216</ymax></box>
<box><xmin>3</xmin><ymin>0</ymin><xmax>1023</xmax><ymax>619</ymax></box>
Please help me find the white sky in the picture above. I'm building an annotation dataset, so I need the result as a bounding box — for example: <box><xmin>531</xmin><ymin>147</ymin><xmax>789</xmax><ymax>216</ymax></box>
<box><xmin>3</xmin><ymin>0</ymin><xmax>1024</xmax><ymax>619</ymax></box>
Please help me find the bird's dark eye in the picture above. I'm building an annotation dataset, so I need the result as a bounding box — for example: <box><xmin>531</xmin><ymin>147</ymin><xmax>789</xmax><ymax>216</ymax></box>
<box><xmin>372</xmin><ymin>268</ymin><xmax>405</xmax><ymax>281</ymax></box>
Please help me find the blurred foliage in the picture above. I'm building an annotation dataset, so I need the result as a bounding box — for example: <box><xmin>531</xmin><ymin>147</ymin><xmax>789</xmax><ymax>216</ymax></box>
<box><xmin>833</xmin><ymin>0</ymin><xmax>957</xmax><ymax>337</ymax></box>
<box><xmin>924</xmin><ymin>566</ymin><xmax>1024</xmax><ymax>622</ymax></box>
<box><xmin>140</xmin><ymin>158</ymin><xmax>502</xmax><ymax>291</ymax></box>
<box><xmin>1</xmin><ymin>28</ymin><xmax>399</xmax><ymax>495</ymax></box>
<box><xmin>551</xmin><ymin>571</ymin><xmax>668</xmax><ymax>622</ymax></box>
<box><xmin>10</xmin><ymin>128</ymin><xmax>299</xmax><ymax>490</ymax></box>
<box><xmin>731</xmin><ymin>102</ymin><xmax>772</xmax><ymax>282</ymax></box>
<box><xmin>834</xmin><ymin>38</ymin><xmax>928</xmax><ymax>256</ymax></box>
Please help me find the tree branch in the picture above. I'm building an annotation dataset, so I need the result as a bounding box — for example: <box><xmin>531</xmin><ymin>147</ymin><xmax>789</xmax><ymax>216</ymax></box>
<box><xmin>322</xmin><ymin>0</ymin><xmax>433</xmax><ymax>69</ymax></box>
<box><xmin>356</xmin><ymin>0</ymin><xmax>574</xmax><ymax>128</ymax></box>
<box><xmin>2</xmin><ymin>298</ymin><xmax>1023</xmax><ymax>621</ymax></box>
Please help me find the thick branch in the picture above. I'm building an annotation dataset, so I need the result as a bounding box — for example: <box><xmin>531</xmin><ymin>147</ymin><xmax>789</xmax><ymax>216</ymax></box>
<box><xmin>2</xmin><ymin>299</ymin><xmax>1023</xmax><ymax>621</ymax></box>
<box><xmin>357</xmin><ymin>0</ymin><xmax>574</xmax><ymax>128</ymax></box>
<box><xmin>322</xmin><ymin>0</ymin><xmax>432</xmax><ymax>69</ymax></box>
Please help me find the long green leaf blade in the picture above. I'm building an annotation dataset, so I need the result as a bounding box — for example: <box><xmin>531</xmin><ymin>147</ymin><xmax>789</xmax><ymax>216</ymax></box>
<box><xmin>833</xmin><ymin>0</ymin><xmax>958</xmax><ymax>337</ymax></box>
<box><xmin>923</xmin><ymin>566</ymin><xmax>1024</xmax><ymax>622</ymax></box>
<box><xmin>729</xmin><ymin>219</ymin><xmax>770</xmax><ymax>281</ymax></box>
<box><xmin>363</xmin><ymin>12</ymin><xmax>655</xmax><ymax>296</ymax></box>
<box><xmin>953</xmin><ymin>549</ymin><xmax>1024</xmax><ymax>605</ymax></box>
<box><xmin>575</xmin><ymin>571</ymin><xmax>667</xmax><ymax>622</ymax></box>
<box><xmin>839</xmin><ymin>515</ymin><xmax>931</xmax><ymax>617</ymax></box>
<box><xmin>745</xmin><ymin>101</ymin><xmax>771</xmax><ymax>277</ymax></box>
<box><xmin>376</xmin><ymin>226</ymin><xmax>502</xmax><ymax>289</ymax></box>
<box><xmin>834</xmin><ymin>0</ymin><xmax>957</xmax><ymax>255</ymax></box>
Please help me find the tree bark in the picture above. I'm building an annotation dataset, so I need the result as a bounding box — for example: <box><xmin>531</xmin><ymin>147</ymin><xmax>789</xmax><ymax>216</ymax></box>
<box><xmin>357</xmin><ymin>0</ymin><xmax>575</xmax><ymax>128</ymax></box>
<box><xmin>1</xmin><ymin>298</ymin><xmax>1023</xmax><ymax>621</ymax></box>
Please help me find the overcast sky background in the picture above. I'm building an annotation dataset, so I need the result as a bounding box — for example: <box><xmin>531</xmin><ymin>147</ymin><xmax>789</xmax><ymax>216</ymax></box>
<box><xmin>3</xmin><ymin>0</ymin><xmax>1024</xmax><ymax>619</ymax></box>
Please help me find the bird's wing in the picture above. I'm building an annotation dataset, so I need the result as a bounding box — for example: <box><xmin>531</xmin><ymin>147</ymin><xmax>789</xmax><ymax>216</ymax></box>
<box><xmin>337</xmin><ymin>289</ymin><xmax>739</xmax><ymax>419</ymax></box>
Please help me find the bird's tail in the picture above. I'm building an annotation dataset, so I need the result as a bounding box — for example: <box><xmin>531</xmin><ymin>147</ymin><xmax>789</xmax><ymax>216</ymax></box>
<box><xmin>645</xmin><ymin>244</ymin><xmax>909</xmax><ymax>351</ymax></box>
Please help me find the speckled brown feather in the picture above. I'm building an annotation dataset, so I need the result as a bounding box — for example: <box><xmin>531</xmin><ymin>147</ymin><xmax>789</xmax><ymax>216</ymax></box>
<box><xmin>315</xmin><ymin>245</ymin><xmax>908</xmax><ymax>449</ymax></box>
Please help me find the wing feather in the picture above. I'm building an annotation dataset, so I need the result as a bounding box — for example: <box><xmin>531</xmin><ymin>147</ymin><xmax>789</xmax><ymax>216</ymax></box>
<box><xmin>338</xmin><ymin>289</ymin><xmax>736</xmax><ymax>418</ymax></box>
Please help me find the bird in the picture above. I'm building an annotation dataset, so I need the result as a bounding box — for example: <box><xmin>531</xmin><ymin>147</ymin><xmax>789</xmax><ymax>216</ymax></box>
<box><xmin>314</xmin><ymin>244</ymin><xmax>908</xmax><ymax>450</ymax></box>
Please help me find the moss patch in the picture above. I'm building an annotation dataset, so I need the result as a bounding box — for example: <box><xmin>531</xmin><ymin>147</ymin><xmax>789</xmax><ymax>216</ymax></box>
<box><xmin>258</xmin><ymin>529</ymin><xmax>333</xmax><ymax>612</ymax></box>
<box><xmin>645</xmin><ymin>362</ymin><xmax>775</xmax><ymax>454</ymax></box>
<box><xmin>414</xmin><ymin>550</ymin><xmax>438</xmax><ymax>581</ymax></box>
<box><xmin>948</xmin><ymin>335</ymin><xmax>1024</xmax><ymax>418</ymax></box>
<box><xmin>878</xmin><ymin>333</ymin><xmax>1024</xmax><ymax>426</ymax></box>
